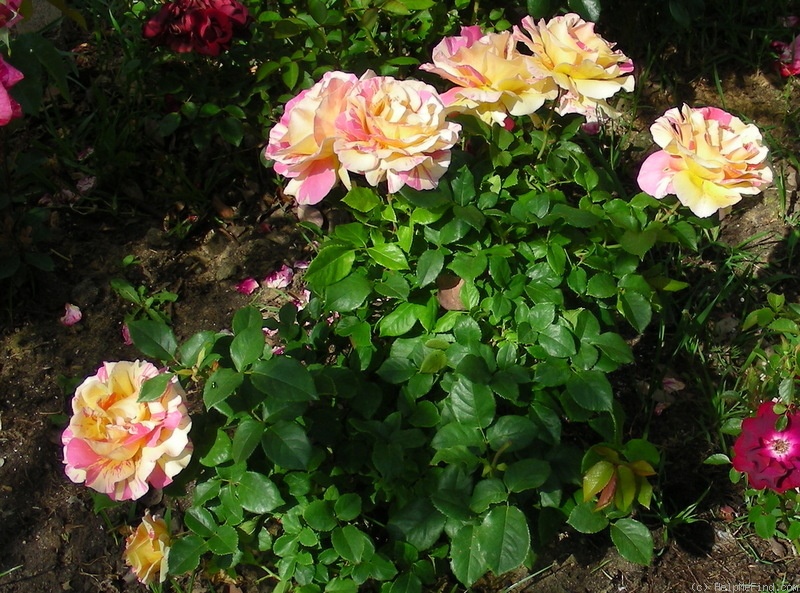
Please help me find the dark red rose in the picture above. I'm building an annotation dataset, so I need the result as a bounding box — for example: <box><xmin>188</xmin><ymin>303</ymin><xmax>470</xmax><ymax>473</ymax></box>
<box><xmin>732</xmin><ymin>401</ymin><xmax>800</xmax><ymax>493</ymax></box>
<box><xmin>142</xmin><ymin>0</ymin><xmax>251</xmax><ymax>56</ymax></box>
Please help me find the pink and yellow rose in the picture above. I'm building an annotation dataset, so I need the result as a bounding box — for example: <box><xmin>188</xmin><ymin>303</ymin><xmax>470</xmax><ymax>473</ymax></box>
<box><xmin>334</xmin><ymin>72</ymin><xmax>461</xmax><ymax>193</ymax></box>
<box><xmin>637</xmin><ymin>105</ymin><xmax>773</xmax><ymax>218</ymax></box>
<box><xmin>62</xmin><ymin>360</ymin><xmax>193</xmax><ymax>501</ymax></box>
<box><xmin>419</xmin><ymin>26</ymin><xmax>557</xmax><ymax>126</ymax></box>
<box><xmin>264</xmin><ymin>71</ymin><xmax>358</xmax><ymax>205</ymax></box>
<box><xmin>515</xmin><ymin>13</ymin><xmax>634</xmax><ymax>121</ymax></box>
<box><xmin>124</xmin><ymin>511</ymin><xmax>171</xmax><ymax>585</ymax></box>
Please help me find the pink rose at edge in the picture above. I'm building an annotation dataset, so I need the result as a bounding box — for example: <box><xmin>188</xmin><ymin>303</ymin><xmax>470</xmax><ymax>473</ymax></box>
<box><xmin>732</xmin><ymin>402</ymin><xmax>800</xmax><ymax>493</ymax></box>
<box><xmin>264</xmin><ymin>71</ymin><xmax>359</xmax><ymax>205</ymax></box>
<box><xmin>772</xmin><ymin>36</ymin><xmax>800</xmax><ymax>77</ymax></box>
<box><xmin>0</xmin><ymin>55</ymin><xmax>24</xmax><ymax>126</ymax></box>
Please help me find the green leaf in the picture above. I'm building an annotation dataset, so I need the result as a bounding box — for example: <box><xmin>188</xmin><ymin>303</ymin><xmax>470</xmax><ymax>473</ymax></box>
<box><xmin>450</xmin><ymin>525</ymin><xmax>488</xmax><ymax>587</ymax></box>
<box><xmin>618</xmin><ymin>292</ymin><xmax>652</xmax><ymax>333</ymax></box>
<box><xmin>184</xmin><ymin>507</ymin><xmax>217</xmax><ymax>538</ymax></box>
<box><xmin>387</xmin><ymin>499</ymin><xmax>445</xmax><ymax>551</ymax></box>
<box><xmin>334</xmin><ymin>493</ymin><xmax>362</xmax><ymax>522</ymax></box>
<box><xmin>379</xmin><ymin>302</ymin><xmax>419</xmax><ymax>337</ymax></box>
<box><xmin>232</xmin><ymin>418</ymin><xmax>265</xmax><ymax>463</ymax></box>
<box><xmin>451</xmin><ymin>165</ymin><xmax>476</xmax><ymax>206</ymax></box>
<box><xmin>610</xmin><ymin>519</ymin><xmax>653</xmax><ymax>565</ymax></box>
<box><xmin>447</xmin><ymin>377</ymin><xmax>496</xmax><ymax>428</ymax></box>
<box><xmin>167</xmin><ymin>534</ymin><xmax>207</xmax><ymax>575</ymax></box>
<box><xmin>487</xmin><ymin>416</ymin><xmax>537</xmax><ymax>452</ymax></box>
<box><xmin>304</xmin><ymin>247</ymin><xmax>356</xmax><ymax>291</ymax></box>
<box><xmin>387</xmin><ymin>573</ymin><xmax>422</xmax><ymax>593</ymax></box>
<box><xmin>416</xmin><ymin>249</ymin><xmax>444</xmax><ymax>287</ymax></box>
<box><xmin>304</xmin><ymin>500</ymin><xmax>338</xmax><ymax>531</ymax></box>
<box><xmin>262</xmin><ymin>421</ymin><xmax>312</xmax><ymax>470</ymax></box>
<box><xmin>232</xmin><ymin>306</ymin><xmax>263</xmax><ymax>335</ymax></box>
<box><xmin>251</xmin><ymin>358</ymin><xmax>318</xmax><ymax>402</ymax></box>
<box><xmin>538</xmin><ymin>323</ymin><xmax>577</xmax><ymax>358</ymax></box>
<box><xmin>592</xmin><ymin>333</ymin><xmax>634</xmax><ymax>364</ymax></box>
<box><xmin>503</xmin><ymin>459</ymin><xmax>551</xmax><ymax>492</ymax></box>
<box><xmin>237</xmin><ymin>471</ymin><xmax>285</xmax><ymax>513</ymax></box>
<box><xmin>470</xmin><ymin>479</ymin><xmax>508</xmax><ymax>513</ymax></box>
<box><xmin>566</xmin><ymin>371</ymin><xmax>613</xmax><ymax>412</ymax></box>
<box><xmin>478</xmin><ymin>505</ymin><xmax>530</xmax><ymax>575</ymax></box>
<box><xmin>326</xmin><ymin>274</ymin><xmax>372</xmax><ymax>312</ymax></box>
<box><xmin>208</xmin><ymin>524</ymin><xmax>239</xmax><ymax>555</ymax></box>
<box><xmin>199</xmin><ymin>429</ymin><xmax>232</xmax><ymax>466</ymax></box>
<box><xmin>217</xmin><ymin>116</ymin><xmax>244</xmax><ymax>147</ymax></box>
<box><xmin>586</xmin><ymin>273</ymin><xmax>617</xmax><ymax>298</ymax></box>
<box><xmin>138</xmin><ymin>372</ymin><xmax>175</xmax><ymax>403</ymax></box>
<box><xmin>331</xmin><ymin>525</ymin><xmax>373</xmax><ymax>564</ymax></box>
<box><xmin>567</xmin><ymin>501</ymin><xmax>609</xmax><ymax>534</ymax></box>
<box><xmin>703</xmin><ymin>453</ymin><xmax>731</xmax><ymax>465</ymax></box>
<box><xmin>231</xmin><ymin>326</ymin><xmax>265</xmax><ymax>372</ymax></box>
<box><xmin>127</xmin><ymin>320</ymin><xmax>177</xmax><ymax>361</ymax></box>
<box><xmin>203</xmin><ymin>368</ymin><xmax>244</xmax><ymax>411</ymax></box>
<box><xmin>367</xmin><ymin>244</ymin><xmax>409</xmax><ymax>270</ymax></box>
<box><xmin>343</xmin><ymin>186</ymin><xmax>381</xmax><ymax>212</ymax></box>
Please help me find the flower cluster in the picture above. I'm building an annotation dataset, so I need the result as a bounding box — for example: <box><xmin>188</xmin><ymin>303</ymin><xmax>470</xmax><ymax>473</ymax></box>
<box><xmin>637</xmin><ymin>104</ymin><xmax>772</xmax><ymax>218</ymax></box>
<box><xmin>419</xmin><ymin>13</ymin><xmax>634</xmax><ymax>126</ymax></box>
<box><xmin>732</xmin><ymin>402</ymin><xmax>800</xmax><ymax>493</ymax></box>
<box><xmin>124</xmin><ymin>511</ymin><xmax>171</xmax><ymax>585</ymax></box>
<box><xmin>264</xmin><ymin>70</ymin><xmax>461</xmax><ymax>204</ymax></box>
<box><xmin>62</xmin><ymin>360</ymin><xmax>193</xmax><ymax>501</ymax></box>
<box><xmin>142</xmin><ymin>0</ymin><xmax>251</xmax><ymax>56</ymax></box>
<box><xmin>265</xmin><ymin>14</ymin><xmax>636</xmax><ymax>204</ymax></box>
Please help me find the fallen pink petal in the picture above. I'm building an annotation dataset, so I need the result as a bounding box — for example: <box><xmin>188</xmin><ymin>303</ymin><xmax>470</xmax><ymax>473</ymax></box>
<box><xmin>121</xmin><ymin>323</ymin><xmax>133</xmax><ymax>345</ymax></box>
<box><xmin>263</xmin><ymin>264</ymin><xmax>294</xmax><ymax>289</ymax></box>
<box><xmin>236</xmin><ymin>277</ymin><xmax>260</xmax><ymax>295</ymax></box>
<box><xmin>60</xmin><ymin>303</ymin><xmax>82</xmax><ymax>326</ymax></box>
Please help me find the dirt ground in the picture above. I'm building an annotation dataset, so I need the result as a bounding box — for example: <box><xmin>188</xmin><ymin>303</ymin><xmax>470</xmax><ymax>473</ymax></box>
<box><xmin>2</xmin><ymin>38</ymin><xmax>800</xmax><ymax>593</ymax></box>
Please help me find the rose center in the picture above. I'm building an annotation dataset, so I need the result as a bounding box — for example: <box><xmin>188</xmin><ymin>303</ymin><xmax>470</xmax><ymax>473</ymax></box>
<box><xmin>770</xmin><ymin>438</ymin><xmax>791</xmax><ymax>455</ymax></box>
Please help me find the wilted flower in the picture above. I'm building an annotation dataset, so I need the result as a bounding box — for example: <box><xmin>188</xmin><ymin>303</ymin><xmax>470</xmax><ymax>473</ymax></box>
<box><xmin>0</xmin><ymin>55</ymin><xmax>23</xmax><ymax>126</ymax></box>
<box><xmin>142</xmin><ymin>0</ymin><xmax>251</xmax><ymax>56</ymax></box>
<box><xmin>419</xmin><ymin>25</ymin><xmax>557</xmax><ymax>126</ymax></box>
<box><xmin>515</xmin><ymin>13</ymin><xmax>634</xmax><ymax>121</ymax></box>
<box><xmin>263</xmin><ymin>264</ymin><xmax>294</xmax><ymax>289</ymax></box>
<box><xmin>335</xmin><ymin>72</ymin><xmax>461</xmax><ymax>193</ymax></box>
<box><xmin>732</xmin><ymin>402</ymin><xmax>800</xmax><ymax>493</ymax></box>
<box><xmin>264</xmin><ymin>71</ymin><xmax>358</xmax><ymax>205</ymax></box>
<box><xmin>60</xmin><ymin>303</ymin><xmax>82</xmax><ymax>326</ymax></box>
<box><xmin>771</xmin><ymin>36</ymin><xmax>800</xmax><ymax>77</ymax></box>
<box><xmin>637</xmin><ymin>105</ymin><xmax>773</xmax><ymax>218</ymax></box>
<box><xmin>236</xmin><ymin>276</ymin><xmax>259</xmax><ymax>295</ymax></box>
<box><xmin>62</xmin><ymin>360</ymin><xmax>193</xmax><ymax>501</ymax></box>
<box><xmin>124</xmin><ymin>511</ymin><xmax>170</xmax><ymax>585</ymax></box>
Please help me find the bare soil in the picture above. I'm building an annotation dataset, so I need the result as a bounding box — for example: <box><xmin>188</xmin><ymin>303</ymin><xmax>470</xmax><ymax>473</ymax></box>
<box><xmin>1</xmin><ymin>41</ymin><xmax>800</xmax><ymax>593</ymax></box>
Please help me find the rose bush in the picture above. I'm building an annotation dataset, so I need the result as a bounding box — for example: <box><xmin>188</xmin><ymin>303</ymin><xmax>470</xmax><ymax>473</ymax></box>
<box><xmin>124</xmin><ymin>511</ymin><xmax>171</xmax><ymax>585</ymax></box>
<box><xmin>142</xmin><ymin>0</ymin><xmax>251</xmax><ymax>56</ymax></box>
<box><xmin>637</xmin><ymin>104</ymin><xmax>773</xmax><ymax>217</ymax></box>
<box><xmin>62</xmin><ymin>360</ymin><xmax>192</xmax><ymax>501</ymax></box>
<box><xmin>732</xmin><ymin>402</ymin><xmax>800</xmax><ymax>493</ymax></box>
<box><xmin>419</xmin><ymin>25</ymin><xmax>557</xmax><ymax>126</ymax></box>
